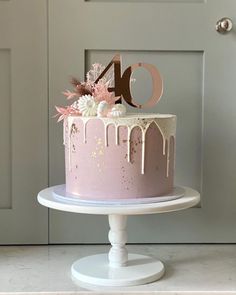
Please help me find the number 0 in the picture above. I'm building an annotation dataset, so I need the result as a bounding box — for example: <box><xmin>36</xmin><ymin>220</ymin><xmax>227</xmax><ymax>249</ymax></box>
<box><xmin>121</xmin><ymin>62</ymin><xmax>163</xmax><ymax>108</ymax></box>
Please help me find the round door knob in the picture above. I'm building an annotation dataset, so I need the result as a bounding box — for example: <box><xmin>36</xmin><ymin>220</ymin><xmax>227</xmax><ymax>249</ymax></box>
<box><xmin>216</xmin><ymin>17</ymin><xmax>233</xmax><ymax>34</ymax></box>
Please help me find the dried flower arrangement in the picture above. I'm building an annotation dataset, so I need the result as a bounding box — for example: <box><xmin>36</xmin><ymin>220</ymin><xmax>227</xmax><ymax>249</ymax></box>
<box><xmin>55</xmin><ymin>63</ymin><xmax>127</xmax><ymax>122</ymax></box>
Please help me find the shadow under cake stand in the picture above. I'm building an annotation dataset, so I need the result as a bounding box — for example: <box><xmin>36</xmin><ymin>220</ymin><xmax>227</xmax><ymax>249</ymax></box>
<box><xmin>37</xmin><ymin>185</ymin><xmax>200</xmax><ymax>287</ymax></box>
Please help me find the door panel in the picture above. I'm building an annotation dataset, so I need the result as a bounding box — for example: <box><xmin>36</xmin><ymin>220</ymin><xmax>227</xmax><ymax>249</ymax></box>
<box><xmin>0</xmin><ymin>0</ymin><xmax>48</xmax><ymax>244</ymax></box>
<box><xmin>49</xmin><ymin>0</ymin><xmax>236</xmax><ymax>243</ymax></box>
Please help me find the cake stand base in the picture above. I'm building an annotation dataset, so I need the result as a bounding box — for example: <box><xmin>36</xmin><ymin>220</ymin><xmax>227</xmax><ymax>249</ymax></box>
<box><xmin>38</xmin><ymin>185</ymin><xmax>200</xmax><ymax>287</ymax></box>
<box><xmin>71</xmin><ymin>253</ymin><xmax>164</xmax><ymax>287</ymax></box>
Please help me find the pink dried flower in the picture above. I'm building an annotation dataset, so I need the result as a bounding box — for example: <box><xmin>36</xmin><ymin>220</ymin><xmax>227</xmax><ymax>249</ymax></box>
<box><xmin>93</xmin><ymin>81</ymin><xmax>119</xmax><ymax>105</ymax></box>
<box><xmin>70</xmin><ymin>77</ymin><xmax>92</xmax><ymax>96</ymax></box>
<box><xmin>62</xmin><ymin>90</ymin><xmax>78</xmax><ymax>100</ymax></box>
<box><xmin>76</xmin><ymin>84</ymin><xmax>92</xmax><ymax>96</ymax></box>
<box><xmin>70</xmin><ymin>77</ymin><xmax>81</xmax><ymax>88</ymax></box>
<box><xmin>55</xmin><ymin>61</ymin><xmax>122</xmax><ymax>122</ymax></box>
<box><xmin>54</xmin><ymin>105</ymin><xmax>80</xmax><ymax>122</ymax></box>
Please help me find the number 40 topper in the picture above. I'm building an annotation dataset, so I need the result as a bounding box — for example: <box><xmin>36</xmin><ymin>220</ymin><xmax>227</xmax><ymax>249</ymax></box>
<box><xmin>94</xmin><ymin>54</ymin><xmax>163</xmax><ymax>109</ymax></box>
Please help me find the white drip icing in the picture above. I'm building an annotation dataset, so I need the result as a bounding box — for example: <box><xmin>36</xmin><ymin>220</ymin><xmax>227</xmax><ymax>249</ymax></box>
<box><xmin>162</xmin><ymin>137</ymin><xmax>166</xmax><ymax>155</ymax></box>
<box><xmin>115</xmin><ymin>125</ymin><xmax>119</xmax><ymax>145</ymax></box>
<box><xmin>83</xmin><ymin>119</ymin><xmax>90</xmax><ymax>143</ymax></box>
<box><xmin>141</xmin><ymin>129</ymin><xmax>146</xmax><ymax>174</ymax></box>
<box><xmin>126</xmin><ymin>124</ymin><xmax>148</xmax><ymax>174</ymax></box>
<box><xmin>173</xmin><ymin>137</ymin><xmax>176</xmax><ymax>171</ymax></box>
<box><xmin>67</xmin><ymin>116</ymin><xmax>75</xmax><ymax>171</ymax></box>
<box><xmin>153</xmin><ymin>119</ymin><xmax>176</xmax><ymax>177</ymax></box>
<box><xmin>127</xmin><ymin>127</ymin><xmax>131</xmax><ymax>163</ymax></box>
<box><xmin>104</xmin><ymin>124</ymin><xmax>109</xmax><ymax>147</ymax></box>
<box><xmin>166</xmin><ymin>139</ymin><xmax>170</xmax><ymax>177</ymax></box>
<box><xmin>104</xmin><ymin>123</ymin><xmax>121</xmax><ymax>147</ymax></box>
<box><xmin>66</xmin><ymin>114</ymin><xmax>176</xmax><ymax>177</ymax></box>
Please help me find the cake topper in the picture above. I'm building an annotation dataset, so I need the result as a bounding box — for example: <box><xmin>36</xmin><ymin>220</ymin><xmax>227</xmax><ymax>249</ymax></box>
<box><xmin>55</xmin><ymin>54</ymin><xmax>163</xmax><ymax>121</ymax></box>
<box><xmin>95</xmin><ymin>54</ymin><xmax>163</xmax><ymax>109</ymax></box>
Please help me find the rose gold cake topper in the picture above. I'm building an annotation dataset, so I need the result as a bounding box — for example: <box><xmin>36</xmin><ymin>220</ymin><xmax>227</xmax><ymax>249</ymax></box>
<box><xmin>55</xmin><ymin>54</ymin><xmax>164</xmax><ymax>121</ymax></box>
<box><xmin>95</xmin><ymin>54</ymin><xmax>163</xmax><ymax>109</ymax></box>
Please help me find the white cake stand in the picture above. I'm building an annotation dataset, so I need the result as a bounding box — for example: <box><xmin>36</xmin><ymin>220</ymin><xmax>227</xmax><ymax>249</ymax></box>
<box><xmin>37</xmin><ymin>185</ymin><xmax>200</xmax><ymax>287</ymax></box>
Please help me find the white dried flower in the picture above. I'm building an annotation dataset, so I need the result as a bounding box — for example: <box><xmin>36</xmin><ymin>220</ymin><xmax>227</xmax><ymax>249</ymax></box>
<box><xmin>71</xmin><ymin>99</ymin><xmax>80</xmax><ymax>110</ymax></box>
<box><xmin>108</xmin><ymin>104</ymin><xmax>126</xmax><ymax>118</ymax></box>
<box><xmin>73</xmin><ymin>95</ymin><xmax>98</xmax><ymax>117</ymax></box>
<box><xmin>97</xmin><ymin>101</ymin><xmax>110</xmax><ymax>117</ymax></box>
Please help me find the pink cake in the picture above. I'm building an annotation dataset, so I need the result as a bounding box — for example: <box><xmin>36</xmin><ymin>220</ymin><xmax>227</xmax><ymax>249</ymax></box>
<box><xmin>55</xmin><ymin>55</ymin><xmax>177</xmax><ymax>200</ymax></box>
<box><xmin>64</xmin><ymin>114</ymin><xmax>176</xmax><ymax>199</ymax></box>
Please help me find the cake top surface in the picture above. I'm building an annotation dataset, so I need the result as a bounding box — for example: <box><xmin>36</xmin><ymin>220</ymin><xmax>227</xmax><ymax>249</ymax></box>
<box><xmin>68</xmin><ymin>113</ymin><xmax>176</xmax><ymax>120</ymax></box>
<box><xmin>55</xmin><ymin>54</ymin><xmax>170</xmax><ymax>122</ymax></box>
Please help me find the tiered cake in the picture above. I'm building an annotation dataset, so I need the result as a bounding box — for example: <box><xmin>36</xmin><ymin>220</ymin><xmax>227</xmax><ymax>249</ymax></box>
<box><xmin>56</xmin><ymin>55</ymin><xmax>176</xmax><ymax>200</ymax></box>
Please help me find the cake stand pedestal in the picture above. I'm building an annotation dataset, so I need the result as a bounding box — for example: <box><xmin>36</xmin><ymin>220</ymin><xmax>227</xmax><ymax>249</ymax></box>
<box><xmin>37</xmin><ymin>185</ymin><xmax>200</xmax><ymax>287</ymax></box>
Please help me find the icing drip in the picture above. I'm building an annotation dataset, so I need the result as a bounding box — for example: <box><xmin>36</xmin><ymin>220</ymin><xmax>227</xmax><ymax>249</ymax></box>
<box><xmin>115</xmin><ymin>125</ymin><xmax>119</xmax><ymax>145</ymax></box>
<box><xmin>141</xmin><ymin>130</ymin><xmax>146</xmax><ymax>174</ymax></box>
<box><xmin>153</xmin><ymin>119</ymin><xmax>176</xmax><ymax>177</ymax></box>
<box><xmin>67</xmin><ymin>116</ymin><xmax>75</xmax><ymax>171</ymax></box>
<box><xmin>66</xmin><ymin>114</ymin><xmax>176</xmax><ymax>177</ymax></box>
<box><xmin>162</xmin><ymin>137</ymin><xmax>166</xmax><ymax>155</ymax></box>
<box><xmin>104</xmin><ymin>124</ymin><xmax>121</xmax><ymax>146</ymax></box>
<box><xmin>173</xmin><ymin>137</ymin><xmax>176</xmax><ymax>171</ymax></box>
<box><xmin>166</xmin><ymin>139</ymin><xmax>170</xmax><ymax>177</ymax></box>
<box><xmin>127</xmin><ymin>127</ymin><xmax>131</xmax><ymax>163</ymax></box>
<box><xmin>83</xmin><ymin>119</ymin><xmax>90</xmax><ymax>143</ymax></box>
<box><xmin>104</xmin><ymin>124</ymin><xmax>109</xmax><ymax>147</ymax></box>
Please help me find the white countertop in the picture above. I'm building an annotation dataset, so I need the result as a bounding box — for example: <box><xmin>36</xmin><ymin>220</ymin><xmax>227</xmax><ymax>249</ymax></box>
<box><xmin>0</xmin><ymin>244</ymin><xmax>236</xmax><ymax>294</ymax></box>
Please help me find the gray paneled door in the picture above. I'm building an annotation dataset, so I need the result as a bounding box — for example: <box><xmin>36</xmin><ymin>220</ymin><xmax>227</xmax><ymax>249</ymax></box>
<box><xmin>0</xmin><ymin>0</ymin><xmax>48</xmax><ymax>244</ymax></box>
<box><xmin>49</xmin><ymin>0</ymin><xmax>236</xmax><ymax>243</ymax></box>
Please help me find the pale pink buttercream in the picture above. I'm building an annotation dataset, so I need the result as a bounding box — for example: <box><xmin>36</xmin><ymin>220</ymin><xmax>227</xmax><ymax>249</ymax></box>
<box><xmin>64</xmin><ymin>116</ymin><xmax>175</xmax><ymax>199</ymax></box>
